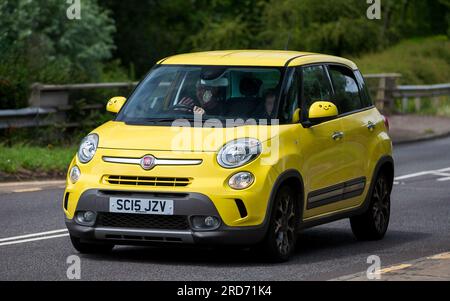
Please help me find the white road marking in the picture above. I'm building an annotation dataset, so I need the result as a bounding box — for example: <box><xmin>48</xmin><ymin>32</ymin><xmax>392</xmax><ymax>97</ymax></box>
<box><xmin>12</xmin><ymin>188</ymin><xmax>42</xmax><ymax>193</ymax></box>
<box><xmin>395</xmin><ymin>171</ymin><xmax>430</xmax><ymax>181</ymax></box>
<box><xmin>431</xmin><ymin>172</ymin><xmax>450</xmax><ymax>177</ymax></box>
<box><xmin>0</xmin><ymin>233</ymin><xmax>69</xmax><ymax>247</ymax></box>
<box><xmin>437</xmin><ymin>177</ymin><xmax>450</xmax><ymax>182</ymax></box>
<box><xmin>0</xmin><ymin>180</ymin><xmax>66</xmax><ymax>188</ymax></box>
<box><xmin>395</xmin><ymin>167</ymin><xmax>450</xmax><ymax>181</ymax></box>
<box><xmin>0</xmin><ymin>229</ymin><xmax>68</xmax><ymax>243</ymax></box>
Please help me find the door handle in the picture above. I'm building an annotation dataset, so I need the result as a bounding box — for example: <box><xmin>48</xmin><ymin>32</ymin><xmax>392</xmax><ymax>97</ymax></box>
<box><xmin>332</xmin><ymin>131</ymin><xmax>344</xmax><ymax>140</ymax></box>
<box><xmin>367</xmin><ymin>121</ymin><xmax>376</xmax><ymax>131</ymax></box>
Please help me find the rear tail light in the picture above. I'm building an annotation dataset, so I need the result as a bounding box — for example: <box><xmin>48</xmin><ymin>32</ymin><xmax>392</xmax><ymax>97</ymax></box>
<box><xmin>382</xmin><ymin>115</ymin><xmax>390</xmax><ymax>132</ymax></box>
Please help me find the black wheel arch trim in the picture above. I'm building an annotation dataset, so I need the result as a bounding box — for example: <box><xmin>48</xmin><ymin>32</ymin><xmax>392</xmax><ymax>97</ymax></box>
<box><xmin>375</xmin><ymin>155</ymin><xmax>395</xmax><ymax>193</ymax></box>
<box><xmin>262</xmin><ymin>169</ymin><xmax>305</xmax><ymax>230</ymax></box>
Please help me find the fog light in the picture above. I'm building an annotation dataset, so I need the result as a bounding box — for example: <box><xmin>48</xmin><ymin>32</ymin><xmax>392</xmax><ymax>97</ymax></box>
<box><xmin>191</xmin><ymin>216</ymin><xmax>221</xmax><ymax>230</ymax></box>
<box><xmin>204</xmin><ymin>216</ymin><xmax>220</xmax><ymax>227</ymax></box>
<box><xmin>75</xmin><ymin>211</ymin><xmax>97</xmax><ymax>226</ymax></box>
<box><xmin>83</xmin><ymin>211</ymin><xmax>96</xmax><ymax>222</ymax></box>
<box><xmin>69</xmin><ymin>166</ymin><xmax>81</xmax><ymax>184</ymax></box>
<box><xmin>228</xmin><ymin>172</ymin><xmax>254</xmax><ymax>190</ymax></box>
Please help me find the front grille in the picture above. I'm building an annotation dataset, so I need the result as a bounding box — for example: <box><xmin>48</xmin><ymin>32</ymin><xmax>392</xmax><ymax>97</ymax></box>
<box><xmin>103</xmin><ymin>175</ymin><xmax>192</xmax><ymax>187</ymax></box>
<box><xmin>96</xmin><ymin>213</ymin><xmax>190</xmax><ymax>230</ymax></box>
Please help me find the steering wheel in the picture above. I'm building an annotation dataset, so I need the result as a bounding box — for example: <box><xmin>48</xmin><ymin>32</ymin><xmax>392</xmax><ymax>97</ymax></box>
<box><xmin>172</xmin><ymin>103</ymin><xmax>194</xmax><ymax>113</ymax></box>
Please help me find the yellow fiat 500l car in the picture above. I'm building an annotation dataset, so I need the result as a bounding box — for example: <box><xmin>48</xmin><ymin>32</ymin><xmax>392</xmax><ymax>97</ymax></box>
<box><xmin>64</xmin><ymin>50</ymin><xmax>394</xmax><ymax>261</ymax></box>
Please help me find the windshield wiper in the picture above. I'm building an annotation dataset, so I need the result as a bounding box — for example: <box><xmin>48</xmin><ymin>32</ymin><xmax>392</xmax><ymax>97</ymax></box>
<box><xmin>142</xmin><ymin>117</ymin><xmax>198</xmax><ymax>123</ymax></box>
<box><xmin>132</xmin><ymin>115</ymin><xmax>229</xmax><ymax>125</ymax></box>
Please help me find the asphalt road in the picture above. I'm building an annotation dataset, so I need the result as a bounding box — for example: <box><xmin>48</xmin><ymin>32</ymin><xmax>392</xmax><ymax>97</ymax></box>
<box><xmin>1</xmin><ymin>137</ymin><xmax>450</xmax><ymax>281</ymax></box>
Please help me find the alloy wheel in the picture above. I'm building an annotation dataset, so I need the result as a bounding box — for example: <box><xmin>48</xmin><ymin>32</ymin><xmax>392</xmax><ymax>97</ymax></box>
<box><xmin>372</xmin><ymin>176</ymin><xmax>390</xmax><ymax>234</ymax></box>
<box><xmin>274</xmin><ymin>193</ymin><xmax>296</xmax><ymax>256</ymax></box>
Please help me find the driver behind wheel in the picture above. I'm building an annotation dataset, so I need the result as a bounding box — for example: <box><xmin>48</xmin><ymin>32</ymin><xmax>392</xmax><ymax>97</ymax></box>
<box><xmin>173</xmin><ymin>80</ymin><xmax>226</xmax><ymax>116</ymax></box>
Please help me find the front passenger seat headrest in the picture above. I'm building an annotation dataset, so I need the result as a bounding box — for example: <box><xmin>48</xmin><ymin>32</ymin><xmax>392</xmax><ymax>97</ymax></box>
<box><xmin>240</xmin><ymin>77</ymin><xmax>262</xmax><ymax>97</ymax></box>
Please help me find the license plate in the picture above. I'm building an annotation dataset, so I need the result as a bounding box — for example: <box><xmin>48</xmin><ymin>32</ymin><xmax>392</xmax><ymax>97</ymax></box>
<box><xmin>109</xmin><ymin>197</ymin><xmax>174</xmax><ymax>215</ymax></box>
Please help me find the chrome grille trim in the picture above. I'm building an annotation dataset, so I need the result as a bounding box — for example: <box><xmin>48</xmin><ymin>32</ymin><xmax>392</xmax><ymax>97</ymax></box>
<box><xmin>102</xmin><ymin>156</ymin><xmax>202</xmax><ymax>166</ymax></box>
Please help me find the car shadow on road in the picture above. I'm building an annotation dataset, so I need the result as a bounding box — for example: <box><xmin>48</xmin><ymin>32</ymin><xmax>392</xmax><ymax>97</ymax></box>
<box><xmin>79</xmin><ymin>224</ymin><xmax>430</xmax><ymax>267</ymax></box>
<box><xmin>293</xmin><ymin>226</ymin><xmax>430</xmax><ymax>264</ymax></box>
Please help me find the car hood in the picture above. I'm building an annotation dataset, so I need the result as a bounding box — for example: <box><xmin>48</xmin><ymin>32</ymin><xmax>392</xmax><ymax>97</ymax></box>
<box><xmin>94</xmin><ymin>121</ymin><xmax>284</xmax><ymax>152</ymax></box>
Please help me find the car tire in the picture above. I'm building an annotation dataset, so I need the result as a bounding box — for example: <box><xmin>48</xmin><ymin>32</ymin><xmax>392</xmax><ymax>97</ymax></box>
<box><xmin>260</xmin><ymin>185</ymin><xmax>299</xmax><ymax>262</ymax></box>
<box><xmin>350</xmin><ymin>173</ymin><xmax>391</xmax><ymax>241</ymax></box>
<box><xmin>70</xmin><ymin>235</ymin><xmax>114</xmax><ymax>254</ymax></box>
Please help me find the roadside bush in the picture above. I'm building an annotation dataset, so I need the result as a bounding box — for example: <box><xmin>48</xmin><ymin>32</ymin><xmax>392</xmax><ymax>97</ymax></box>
<box><xmin>353</xmin><ymin>36</ymin><xmax>450</xmax><ymax>84</ymax></box>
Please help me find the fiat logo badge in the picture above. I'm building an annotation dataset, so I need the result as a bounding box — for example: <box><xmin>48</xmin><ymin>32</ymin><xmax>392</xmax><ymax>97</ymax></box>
<box><xmin>140</xmin><ymin>155</ymin><xmax>156</xmax><ymax>170</ymax></box>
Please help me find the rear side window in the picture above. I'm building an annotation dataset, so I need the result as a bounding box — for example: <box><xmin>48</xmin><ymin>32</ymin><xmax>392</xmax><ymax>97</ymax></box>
<box><xmin>229</xmin><ymin>69</ymin><xmax>281</xmax><ymax>98</ymax></box>
<box><xmin>354</xmin><ymin>70</ymin><xmax>373</xmax><ymax>107</ymax></box>
<box><xmin>328</xmin><ymin>65</ymin><xmax>363</xmax><ymax>114</ymax></box>
<box><xmin>301</xmin><ymin>65</ymin><xmax>333</xmax><ymax>114</ymax></box>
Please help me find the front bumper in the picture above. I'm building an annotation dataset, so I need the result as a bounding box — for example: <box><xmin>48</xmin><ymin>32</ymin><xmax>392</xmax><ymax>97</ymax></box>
<box><xmin>65</xmin><ymin>189</ymin><xmax>267</xmax><ymax>246</ymax></box>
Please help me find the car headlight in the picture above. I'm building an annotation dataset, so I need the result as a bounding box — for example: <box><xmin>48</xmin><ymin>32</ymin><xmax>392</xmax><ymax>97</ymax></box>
<box><xmin>77</xmin><ymin>134</ymin><xmax>99</xmax><ymax>163</ymax></box>
<box><xmin>217</xmin><ymin>138</ymin><xmax>261</xmax><ymax>168</ymax></box>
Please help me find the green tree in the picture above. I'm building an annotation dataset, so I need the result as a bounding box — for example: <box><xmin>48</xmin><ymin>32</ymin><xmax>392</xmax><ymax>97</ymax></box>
<box><xmin>0</xmin><ymin>0</ymin><xmax>116</xmax><ymax>108</ymax></box>
<box><xmin>258</xmin><ymin>0</ymin><xmax>448</xmax><ymax>55</ymax></box>
<box><xmin>102</xmin><ymin>0</ymin><xmax>198</xmax><ymax>77</ymax></box>
<box><xmin>102</xmin><ymin>0</ymin><xmax>269</xmax><ymax>75</ymax></box>
<box><xmin>259</xmin><ymin>0</ymin><xmax>382</xmax><ymax>54</ymax></box>
<box><xmin>187</xmin><ymin>0</ymin><xmax>268</xmax><ymax>51</ymax></box>
<box><xmin>437</xmin><ymin>0</ymin><xmax>450</xmax><ymax>36</ymax></box>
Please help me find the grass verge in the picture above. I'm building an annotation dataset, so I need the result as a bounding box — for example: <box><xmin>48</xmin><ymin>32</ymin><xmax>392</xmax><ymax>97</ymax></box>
<box><xmin>0</xmin><ymin>145</ymin><xmax>76</xmax><ymax>180</ymax></box>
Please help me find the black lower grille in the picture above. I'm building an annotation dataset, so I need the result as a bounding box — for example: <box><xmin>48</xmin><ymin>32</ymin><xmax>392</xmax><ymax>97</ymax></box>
<box><xmin>96</xmin><ymin>213</ymin><xmax>190</xmax><ymax>230</ymax></box>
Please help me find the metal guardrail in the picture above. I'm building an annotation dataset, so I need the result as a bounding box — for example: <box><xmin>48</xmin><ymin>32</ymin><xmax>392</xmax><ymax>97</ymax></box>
<box><xmin>1</xmin><ymin>76</ymin><xmax>449</xmax><ymax>129</ymax></box>
<box><xmin>0</xmin><ymin>107</ymin><xmax>57</xmax><ymax>129</ymax></box>
<box><xmin>394</xmin><ymin>83</ymin><xmax>450</xmax><ymax>112</ymax></box>
<box><xmin>396</xmin><ymin>83</ymin><xmax>450</xmax><ymax>94</ymax></box>
<box><xmin>365</xmin><ymin>73</ymin><xmax>402</xmax><ymax>111</ymax></box>
<box><xmin>1</xmin><ymin>82</ymin><xmax>138</xmax><ymax>129</ymax></box>
<box><xmin>358</xmin><ymin>74</ymin><xmax>450</xmax><ymax>113</ymax></box>
<box><xmin>29</xmin><ymin>82</ymin><xmax>138</xmax><ymax>108</ymax></box>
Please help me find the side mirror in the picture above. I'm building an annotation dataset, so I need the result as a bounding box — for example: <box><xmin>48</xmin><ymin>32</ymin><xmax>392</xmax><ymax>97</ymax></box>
<box><xmin>106</xmin><ymin>96</ymin><xmax>126</xmax><ymax>114</ymax></box>
<box><xmin>308</xmin><ymin>101</ymin><xmax>338</xmax><ymax>122</ymax></box>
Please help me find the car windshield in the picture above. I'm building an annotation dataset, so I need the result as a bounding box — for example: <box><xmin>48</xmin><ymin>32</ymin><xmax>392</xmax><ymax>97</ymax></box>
<box><xmin>117</xmin><ymin>65</ymin><xmax>284</xmax><ymax>125</ymax></box>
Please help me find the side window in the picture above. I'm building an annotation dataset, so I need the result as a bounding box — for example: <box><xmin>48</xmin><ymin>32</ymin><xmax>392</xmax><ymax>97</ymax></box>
<box><xmin>354</xmin><ymin>70</ymin><xmax>373</xmax><ymax>107</ymax></box>
<box><xmin>280</xmin><ymin>68</ymin><xmax>300</xmax><ymax>123</ymax></box>
<box><xmin>301</xmin><ymin>65</ymin><xmax>333</xmax><ymax>115</ymax></box>
<box><xmin>328</xmin><ymin>65</ymin><xmax>363</xmax><ymax>114</ymax></box>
